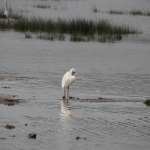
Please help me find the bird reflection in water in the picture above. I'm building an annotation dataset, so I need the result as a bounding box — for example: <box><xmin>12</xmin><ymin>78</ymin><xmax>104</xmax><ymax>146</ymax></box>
<box><xmin>60</xmin><ymin>100</ymin><xmax>73</xmax><ymax>118</ymax></box>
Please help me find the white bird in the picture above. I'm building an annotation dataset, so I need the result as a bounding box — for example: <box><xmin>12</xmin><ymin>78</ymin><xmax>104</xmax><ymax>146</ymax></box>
<box><xmin>62</xmin><ymin>68</ymin><xmax>75</xmax><ymax>100</ymax></box>
<box><xmin>3</xmin><ymin>0</ymin><xmax>19</xmax><ymax>22</ymax></box>
<box><xmin>4</xmin><ymin>0</ymin><xmax>11</xmax><ymax>21</ymax></box>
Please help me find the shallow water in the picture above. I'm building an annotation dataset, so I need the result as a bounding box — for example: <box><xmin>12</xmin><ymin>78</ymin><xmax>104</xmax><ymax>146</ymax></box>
<box><xmin>0</xmin><ymin>0</ymin><xmax>150</xmax><ymax>150</ymax></box>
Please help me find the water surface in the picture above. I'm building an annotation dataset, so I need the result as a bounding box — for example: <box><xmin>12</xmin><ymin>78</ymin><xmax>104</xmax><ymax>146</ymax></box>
<box><xmin>0</xmin><ymin>0</ymin><xmax>150</xmax><ymax>150</ymax></box>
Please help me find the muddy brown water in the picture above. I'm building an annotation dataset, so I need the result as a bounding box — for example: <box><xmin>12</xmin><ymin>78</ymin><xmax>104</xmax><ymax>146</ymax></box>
<box><xmin>0</xmin><ymin>0</ymin><xmax>150</xmax><ymax>150</ymax></box>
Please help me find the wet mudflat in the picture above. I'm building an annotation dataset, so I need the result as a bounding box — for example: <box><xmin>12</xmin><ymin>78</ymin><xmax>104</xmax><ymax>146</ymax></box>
<box><xmin>0</xmin><ymin>0</ymin><xmax>150</xmax><ymax>150</ymax></box>
<box><xmin>0</xmin><ymin>95</ymin><xmax>150</xmax><ymax>150</ymax></box>
<box><xmin>0</xmin><ymin>56</ymin><xmax>150</xmax><ymax>150</ymax></box>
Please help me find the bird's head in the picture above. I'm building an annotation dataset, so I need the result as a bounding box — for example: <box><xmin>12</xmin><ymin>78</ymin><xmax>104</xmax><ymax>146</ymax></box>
<box><xmin>70</xmin><ymin>68</ymin><xmax>75</xmax><ymax>75</ymax></box>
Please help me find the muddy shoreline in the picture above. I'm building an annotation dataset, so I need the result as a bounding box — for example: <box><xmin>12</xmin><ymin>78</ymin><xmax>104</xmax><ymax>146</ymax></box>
<box><xmin>0</xmin><ymin>76</ymin><xmax>39</xmax><ymax>81</ymax></box>
<box><xmin>0</xmin><ymin>94</ymin><xmax>25</xmax><ymax>106</ymax></box>
<box><xmin>62</xmin><ymin>97</ymin><xmax>141</xmax><ymax>103</ymax></box>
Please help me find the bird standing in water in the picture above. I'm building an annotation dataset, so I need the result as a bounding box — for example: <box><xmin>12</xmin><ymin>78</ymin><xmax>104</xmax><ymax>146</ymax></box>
<box><xmin>62</xmin><ymin>68</ymin><xmax>75</xmax><ymax>101</ymax></box>
<box><xmin>4</xmin><ymin>0</ymin><xmax>11</xmax><ymax>21</ymax></box>
<box><xmin>4</xmin><ymin>0</ymin><xmax>19</xmax><ymax>22</ymax></box>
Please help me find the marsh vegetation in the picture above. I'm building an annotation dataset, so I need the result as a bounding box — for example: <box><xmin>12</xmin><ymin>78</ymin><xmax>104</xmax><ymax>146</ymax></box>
<box><xmin>144</xmin><ymin>99</ymin><xmax>150</xmax><ymax>106</ymax></box>
<box><xmin>0</xmin><ymin>17</ymin><xmax>140</xmax><ymax>42</ymax></box>
<box><xmin>32</xmin><ymin>4</ymin><xmax>51</xmax><ymax>9</ymax></box>
<box><xmin>109</xmin><ymin>9</ymin><xmax>150</xmax><ymax>16</ymax></box>
<box><xmin>91</xmin><ymin>6</ymin><xmax>150</xmax><ymax>17</ymax></box>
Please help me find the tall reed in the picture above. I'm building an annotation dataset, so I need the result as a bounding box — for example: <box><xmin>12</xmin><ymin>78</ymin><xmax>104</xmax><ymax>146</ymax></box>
<box><xmin>0</xmin><ymin>17</ymin><xmax>141</xmax><ymax>42</ymax></box>
<box><xmin>3</xmin><ymin>17</ymin><xmax>140</xmax><ymax>35</ymax></box>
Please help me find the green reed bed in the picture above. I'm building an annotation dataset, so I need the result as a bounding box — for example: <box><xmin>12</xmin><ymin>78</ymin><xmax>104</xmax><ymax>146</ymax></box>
<box><xmin>109</xmin><ymin>9</ymin><xmax>150</xmax><ymax>16</ymax></box>
<box><xmin>36</xmin><ymin>33</ymin><xmax>65</xmax><ymax>41</ymax></box>
<box><xmin>2</xmin><ymin>17</ymin><xmax>140</xmax><ymax>35</ymax></box>
<box><xmin>25</xmin><ymin>33</ymin><xmax>32</xmax><ymax>39</ymax></box>
<box><xmin>70</xmin><ymin>33</ymin><xmax>122</xmax><ymax>42</ymax></box>
<box><xmin>32</xmin><ymin>4</ymin><xmax>51</xmax><ymax>9</ymax></box>
<box><xmin>109</xmin><ymin>9</ymin><xmax>124</xmax><ymax>15</ymax></box>
<box><xmin>129</xmin><ymin>10</ymin><xmax>150</xmax><ymax>16</ymax></box>
<box><xmin>1</xmin><ymin>17</ymin><xmax>141</xmax><ymax>42</ymax></box>
<box><xmin>34</xmin><ymin>32</ymin><xmax>122</xmax><ymax>43</ymax></box>
<box><xmin>92</xmin><ymin>5</ymin><xmax>100</xmax><ymax>13</ymax></box>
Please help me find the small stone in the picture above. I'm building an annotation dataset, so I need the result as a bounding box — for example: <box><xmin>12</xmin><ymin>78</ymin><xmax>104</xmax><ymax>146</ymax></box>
<box><xmin>76</xmin><ymin>136</ymin><xmax>80</xmax><ymax>140</ymax></box>
<box><xmin>28</xmin><ymin>133</ymin><xmax>36</xmax><ymax>139</ymax></box>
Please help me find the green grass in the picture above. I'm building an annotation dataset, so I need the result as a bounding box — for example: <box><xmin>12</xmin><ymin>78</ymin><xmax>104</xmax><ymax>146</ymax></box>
<box><xmin>23</xmin><ymin>32</ymin><xmax>122</xmax><ymax>43</ymax></box>
<box><xmin>109</xmin><ymin>9</ymin><xmax>124</xmax><ymax>15</ymax></box>
<box><xmin>92</xmin><ymin>5</ymin><xmax>100</xmax><ymax>13</ymax></box>
<box><xmin>70</xmin><ymin>34</ymin><xmax>122</xmax><ymax>42</ymax></box>
<box><xmin>0</xmin><ymin>17</ymin><xmax>141</xmax><ymax>42</ymax></box>
<box><xmin>108</xmin><ymin>9</ymin><xmax>150</xmax><ymax>16</ymax></box>
<box><xmin>36</xmin><ymin>33</ymin><xmax>65</xmax><ymax>41</ymax></box>
<box><xmin>32</xmin><ymin>4</ymin><xmax>51</xmax><ymax>9</ymax></box>
<box><xmin>0</xmin><ymin>17</ymin><xmax>140</xmax><ymax>34</ymax></box>
<box><xmin>25</xmin><ymin>33</ymin><xmax>32</xmax><ymax>39</ymax></box>
<box><xmin>144</xmin><ymin>99</ymin><xmax>150</xmax><ymax>106</ymax></box>
<box><xmin>129</xmin><ymin>9</ymin><xmax>150</xmax><ymax>16</ymax></box>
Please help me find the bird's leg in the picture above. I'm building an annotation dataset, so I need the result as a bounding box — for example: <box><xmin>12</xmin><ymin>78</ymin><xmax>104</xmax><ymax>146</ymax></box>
<box><xmin>63</xmin><ymin>90</ymin><xmax>66</xmax><ymax>99</ymax></box>
<box><xmin>67</xmin><ymin>87</ymin><xmax>69</xmax><ymax>100</ymax></box>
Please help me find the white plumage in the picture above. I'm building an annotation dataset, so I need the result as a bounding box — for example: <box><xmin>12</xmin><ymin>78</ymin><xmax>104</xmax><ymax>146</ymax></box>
<box><xmin>62</xmin><ymin>68</ymin><xmax>75</xmax><ymax>100</ymax></box>
<box><xmin>4</xmin><ymin>0</ymin><xmax>11</xmax><ymax>20</ymax></box>
<box><xmin>3</xmin><ymin>0</ymin><xmax>19</xmax><ymax>21</ymax></box>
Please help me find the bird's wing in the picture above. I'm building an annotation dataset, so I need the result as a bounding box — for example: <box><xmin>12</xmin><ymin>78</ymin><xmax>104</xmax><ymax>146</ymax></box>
<box><xmin>62</xmin><ymin>72</ymin><xmax>75</xmax><ymax>90</ymax></box>
<box><xmin>62</xmin><ymin>72</ymin><xmax>69</xmax><ymax>90</ymax></box>
<box><xmin>65</xmin><ymin>76</ymin><xmax>75</xmax><ymax>88</ymax></box>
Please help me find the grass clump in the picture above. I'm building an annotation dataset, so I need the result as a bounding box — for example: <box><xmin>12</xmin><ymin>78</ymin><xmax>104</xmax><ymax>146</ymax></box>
<box><xmin>7</xmin><ymin>17</ymin><xmax>140</xmax><ymax>35</ymax></box>
<box><xmin>37</xmin><ymin>34</ymin><xmax>54</xmax><ymax>41</ymax></box>
<box><xmin>36</xmin><ymin>33</ymin><xmax>65</xmax><ymax>41</ymax></box>
<box><xmin>0</xmin><ymin>17</ymin><xmax>141</xmax><ymax>42</ymax></box>
<box><xmin>108</xmin><ymin>9</ymin><xmax>150</xmax><ymax>16</ymax></box>
<box><xmin>144</xmin><ymin>99</ymin><xmax>150</xmax><ymax>106</ymax></box>
<box><xmin>109</xmin><ymin>9</ymin><xmax>124</xmax><ymax>15</ymax></box>
<box><xmin>32</xmin><ymin>4</ymin><xmax>51</xmax><ymax>9</ymax></box>
<box><xmin>129</xmin><ymin>10</ymin><xmax>143</xmax><ymax>15</ymax></box>
<box><xmin>70</xmin><ymin>34</ymin><xmax>122</xmax><ymax>42</ymax></box>
<box><xmin>70</xmin><ymin>34</ymin><xmax>86</xmax><ymax>42</ymax></box>
<box><xmin>25</xmin><ymin>33</ymin><xmax>32</xmax><ymax>38</ymax></box>
<box><xmin>129</xmin><ymin>9</ymin><xmax>150</xmax><ymax>16</ymax></box>
<box><xmin>92</xmin><ymin>5</ymin><xmax>100</xmax><ymax>13</ymax></box>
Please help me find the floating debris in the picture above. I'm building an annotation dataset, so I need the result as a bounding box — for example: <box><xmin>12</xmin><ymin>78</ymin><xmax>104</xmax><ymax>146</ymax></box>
<box><xmin>28</xmin><ymin>133</ymin><xmax>36</xmax><ymax>139</ymax></box>
<box><xmin>76</xmin><ymin>136</ymin><xmax>86</xmax><ymax>140</ymax></box>
<box><xmin>5</xmin><ymin>124</ymin><xmax>15</xmax><ymax>130</ymax></box>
